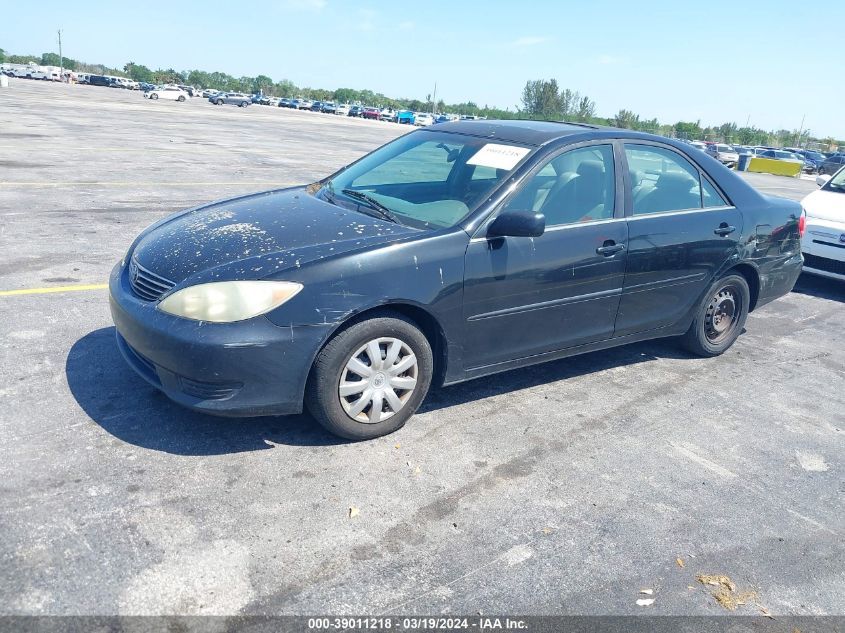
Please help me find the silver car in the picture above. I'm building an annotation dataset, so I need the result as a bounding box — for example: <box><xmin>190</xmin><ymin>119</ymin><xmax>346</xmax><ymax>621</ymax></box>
<box><xmin>210</xmin><ymin>92</ymin><xmax>251</xmax><ymax>107</ymax></box>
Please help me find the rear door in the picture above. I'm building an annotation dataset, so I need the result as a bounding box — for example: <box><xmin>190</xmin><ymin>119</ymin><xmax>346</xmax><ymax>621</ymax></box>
<box><xmin>615</xmin><ymin>142</ymin><xmax>743</xmax><ymax>337</ymax></box>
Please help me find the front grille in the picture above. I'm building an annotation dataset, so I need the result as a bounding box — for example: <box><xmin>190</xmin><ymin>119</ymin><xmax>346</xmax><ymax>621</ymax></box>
<box><xmin>129</xmin><ymin>257</ymin><xmax>175</xmax><ymax>302</ymax></box>
<box><xmin>804</xmin><ymin>253</ymin><xmax>845</xmax><ymax>276</ymax></box>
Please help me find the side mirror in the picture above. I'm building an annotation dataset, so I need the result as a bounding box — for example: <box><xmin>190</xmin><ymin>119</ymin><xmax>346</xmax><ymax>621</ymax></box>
<box><xmin>816</xmin><ymin>174</ymin><xmax>831</xmax><ymax>187</ymax></box>
<box><xmin>487</xmin><ymin>211</ymin><xmax>545</xmax><ymax>238</ymax></box>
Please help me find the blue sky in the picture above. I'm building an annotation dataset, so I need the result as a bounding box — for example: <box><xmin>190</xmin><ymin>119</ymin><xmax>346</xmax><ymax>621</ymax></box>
<box><xmin>6</xmin><ymin>0</ymin><xmax>844</xmax><ymax>138</ymax></box>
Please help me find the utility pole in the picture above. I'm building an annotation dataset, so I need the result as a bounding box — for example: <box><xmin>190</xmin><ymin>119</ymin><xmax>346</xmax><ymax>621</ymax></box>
<box><xmin>796</xmin><ymin>113</ymin><xmax>806</xmax><ymax>148</ymax></box>
<box><xmin>57</xmin><ymin>29</ymin><xmax>63</xmax><ymax>81</ymax></box>
<box><xmin>432</xmin><ymin>81</ymin><xmax>437</xmax><ymax>115</ymax></box>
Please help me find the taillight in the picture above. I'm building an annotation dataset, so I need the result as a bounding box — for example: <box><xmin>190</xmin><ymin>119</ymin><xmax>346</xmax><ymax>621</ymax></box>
<box><xmin>799</xmin><ymin>209</ymin><xmax>806</xmax><ymax>238</ymax></box>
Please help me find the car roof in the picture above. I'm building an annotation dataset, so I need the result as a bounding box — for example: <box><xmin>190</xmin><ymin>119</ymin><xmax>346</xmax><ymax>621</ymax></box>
<box><xmin>431</xmin><ymin>119</ymin><xmax>606</xmax><ymax>146</ymax></box>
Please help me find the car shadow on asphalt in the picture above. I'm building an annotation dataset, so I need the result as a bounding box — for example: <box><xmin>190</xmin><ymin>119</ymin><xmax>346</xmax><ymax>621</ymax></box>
<box><xmin>66</xmin><ymin>327</ymin><xmax>344</xmax><ymax>454</ymax></box>
<box><xmin>791</xmin><ymin>273</ymin><xmax>845</xmax><ymax>304</ymax></box>
<box><xmin>67</xmin><ymin>327</ymin><xmax>693</xmax><ymax>456</ymax></box>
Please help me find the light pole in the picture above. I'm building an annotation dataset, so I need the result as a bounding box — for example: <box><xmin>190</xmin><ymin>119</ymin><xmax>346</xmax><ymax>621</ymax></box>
<box><xmin>57</xmin><ymin>29</ymin><xmax>63</xmax><ymax>81</ymax></box>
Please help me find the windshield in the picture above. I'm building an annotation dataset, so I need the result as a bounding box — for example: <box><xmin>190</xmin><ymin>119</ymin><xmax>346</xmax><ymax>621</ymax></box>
<box><xmin>316</xmin><ymin>130</ymin><xmax>532</xmax><ymax>229</ymax></box>
<box><xmin>823</xmin><ymin>167</ymin><xmax>845</xmax><ymax>193</ymax></box>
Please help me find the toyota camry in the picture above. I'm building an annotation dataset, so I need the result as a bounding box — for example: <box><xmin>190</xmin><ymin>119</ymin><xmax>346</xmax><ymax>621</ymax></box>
<box><xmin>110</xmin><ymin>120</ymin><xmax>804</xmax><ymax>439</ymax></box>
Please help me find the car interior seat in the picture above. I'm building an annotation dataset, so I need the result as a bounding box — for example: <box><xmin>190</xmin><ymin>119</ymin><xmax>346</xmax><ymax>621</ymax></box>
<box><xmin>635</xmin><ymin>172</ymin><xmax>699</xmax><ymax>214</ymax></box>
<box><xmin>540</xmin><ymin>160</ymin><xmax>610</xmax><ymax>224</ymax></box>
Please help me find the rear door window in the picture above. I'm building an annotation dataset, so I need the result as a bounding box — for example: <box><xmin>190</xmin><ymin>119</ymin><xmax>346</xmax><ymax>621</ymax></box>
<box><xmin>625</xmin><ymin>144</ymin><xmax>729</xmax><ymax>214</ymax></box>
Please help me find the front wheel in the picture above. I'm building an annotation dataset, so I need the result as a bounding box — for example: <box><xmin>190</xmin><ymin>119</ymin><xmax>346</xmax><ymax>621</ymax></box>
<box><xmin>177</xmin><ymin>95</ymin><xmax>185</xmax><ymax>102</ymax></box>
<box><xmin>681</xmin><ymin>273</ymin><xmax>750</xmax><ymax>357</ymax></box>
<box><xmin>239</xmin><ymin>101</ymin><xmax>249</xmax><ymax>107</ymax></box>
<box><xmin>305</xmin><ymin>314</ymin><xmax>433</xmax><ymax>440</ymax></box>
<box><xmin>216</xmin><ymin>99</ymin><xmax>223</xmax><ymax>105</ymax></box>
<box><xmin>150</xmin><ymin>93</ymin><xmax>159</xmax><ymax>100</ymax></box>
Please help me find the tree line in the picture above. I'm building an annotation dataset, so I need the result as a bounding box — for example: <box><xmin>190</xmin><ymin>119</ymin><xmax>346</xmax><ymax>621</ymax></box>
<box><xmin>1</xmin><ymin>47</ymin><xmax>839</xmax><ymax>149</ymax></box>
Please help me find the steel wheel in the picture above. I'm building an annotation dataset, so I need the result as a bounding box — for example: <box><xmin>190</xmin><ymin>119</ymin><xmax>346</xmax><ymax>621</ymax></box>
<box><xmin>704</xmin><ymin>284</ymin><xmax>742</xmax><ymax>344</ymax></box>
<box><xmin>338</xmin><ymin>337</ymin><xmax>418</xmax><ymax>424</ymax></box>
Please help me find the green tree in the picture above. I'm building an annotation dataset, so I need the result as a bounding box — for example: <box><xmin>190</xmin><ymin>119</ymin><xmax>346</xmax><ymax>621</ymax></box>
<box><xmin>253</xmin><ymin>74</ymin><xmax>274</xmax><ymax>94</ymax></box>
<box><xmin>613</xmin><ymin>109</ymin><xmax>640</xmax><ymax>129</ymax></box>
<box><xmin>674</xmin><ymin>121</ymin><xmax>703</xmax><ymax>141</ymax></box>
<box><xmin>41</xmin><ymin>52</ymin><xmax>76</xmax><ymax>69</ymax></box>
<box><xmin>125</xmin><ymin>62</ymin><xmax>154</xmax><ymax>83</ymax></box>
<box><xmin>521</xmin><ymin>79</ymin><xmax>559</xmax><ymax>118</ymax></box>
<box><xmin>559</xmin><ymin>88</ymin><xmax>578</xmax><ymax>119</ymax></box>
<box><xmin>0</xmin><ymin>48</ymin><xmax>5</xmax><ymax>64</ymax></box>
<box><xmin>574</xmin><ymin>96</ymin><xmax>596</xmax><ymax>122</ymax></box>
<box><xmin>8</xmin><ymin>54</ymin><xmax>40</xmax><ymax>64</ymax></box>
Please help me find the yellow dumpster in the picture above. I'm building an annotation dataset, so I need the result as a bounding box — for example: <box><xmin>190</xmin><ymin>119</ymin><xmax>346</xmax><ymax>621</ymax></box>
<box><xmin>746</xmin><ymin>157</ymin><xmax>802</xmax><ymax>178</ymax></box>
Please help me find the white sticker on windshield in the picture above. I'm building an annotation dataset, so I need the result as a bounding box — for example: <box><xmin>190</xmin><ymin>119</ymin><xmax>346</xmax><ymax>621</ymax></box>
<box><xmin>466</xmin><ymin>143</ymin><xmax>531</xmax><ymax>171</ymax></box>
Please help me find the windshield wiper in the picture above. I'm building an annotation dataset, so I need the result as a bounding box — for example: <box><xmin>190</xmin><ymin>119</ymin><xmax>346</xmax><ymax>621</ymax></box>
<box><xmin>341</xmin><ymin>189</ymin><xmax>399</xmax><ymax>223</ymax></box>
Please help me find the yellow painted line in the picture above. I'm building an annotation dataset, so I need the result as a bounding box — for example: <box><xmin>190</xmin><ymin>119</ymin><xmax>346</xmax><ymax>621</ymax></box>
<box><xmin>0</xmin><ymin>283</ymin><xmax>108</xmax><ymax>297</ymax></box>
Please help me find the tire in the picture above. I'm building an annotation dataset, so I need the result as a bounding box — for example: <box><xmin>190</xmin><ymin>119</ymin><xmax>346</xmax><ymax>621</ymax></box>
<box><xmin>216</xmin><ymin>99</ymin><xmax>223</xmax><ymax>105</ymax></box>
<box><xmin>150</xmin><ymin>93</ymin><xmax>158</xmax><ymax>100</ymax></box>
<box><xmin>177</xmin><ymin>95</ymin><xmax>185</xmax><ymax>102</ymax></box>
<box><xmin>681</xmin><ymin>273</ymin><xmax>750</xmax><ymax>357</ymax></box>
<box><xmin>240</xmin><ymin>101</ymin><xmax>248</xmax><ymax>108</ymax></box>
<box><xmin>305</xmin><ymin>314</ymin><xmax>434</xmax><ymax>440</ymax></box>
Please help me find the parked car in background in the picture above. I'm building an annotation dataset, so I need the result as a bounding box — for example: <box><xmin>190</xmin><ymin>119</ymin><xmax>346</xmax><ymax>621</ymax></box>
<box><xmin>396</xmin><ymin>110</ymin><xmax>416</xmax><ymax>125</ymax></box>
<box><xmin>201</xmin><ymin>89</ymin><xmax>220</xmax><ymax>98</ymax></box>
<box><xmin>210</xmin><ymin>92</ymin><xmax>251</xmax><ymax>107</ymax></box>
<box><xmin>311</xmin><ymin>101</ymin><xmax>325</xmax><ymax>112</ymax></box>
<box><xmin>321</xmin><ymin>102</ymin><xmax>338</xmax><ymax>114</ymax></box>
<box><xmin>138</xmin><ymin>82</ymin><xmax>156</xmax><ymax>92</ymax></box>
<box><xmin>278</xmin><ymin>98</ymin><xmax>292</xmax><ymax>108</ymax></box>
<box><xmin>362</xmin><ymin>107</ymin><xmax>381</xmax><ymax>120</ymax></box>
<box><xmin>144</xmin><ymin>85</ymin><xmax>189</xmax><ymax>102</ymax></box>
<box><xmin>688</xmin><ymin>141</ymin><xmax>707</xmax><ymax>152</ymax></box>
<box><xmin>800</xmin><ymin>168</ymin><xmax>845</xmax><ymax>281</ymax></box>
<box><xmin>348</xmin><ymin>105</ymin><xmax>365</xmax><ymax>117</ymax></box>
<box><xmin>793</xmin><ymin>150</ymin><xmax>826</xmax><ymax>173</ymax></box>
<box><xmin>335</xmin><ymin>104</ymin><xmax>350</xmax><ymax>116</ymax></box>
<box><xmin>296</xmin><ymin>99</ymin><xmax>314</xmax><ymax>110</ymax></box>
<box><xmin>176</xmin><ymin>85</ymin><xmax>199</xmax><ymax>97</ymax></box>
<box><xmin>819</xmin><ymin>154</ymin><xmax>845</xmax><ymax>175</ymax></box>
<box><xmin>414</xmin><ymin>113</ymin><xmax>434</xmax><ymax>126</ymax></box>
<box><xmin>110</xmin><ymin>120</ymin><xmax>803</xmax><ymax>440</ymax></box>
<box><xmin>706</xmin><ymin>143</ymin><xmax>739</xmax><ymax>167</ymax></box>
<box><xmin>379</xmin><ymin>108</ymin><xmax>396</xmax><ymax>121</ymax></box>
<box><xmin>759</xmin><ymin>149</ymin><xmax>803</xmax><ymax>162</ymax></box>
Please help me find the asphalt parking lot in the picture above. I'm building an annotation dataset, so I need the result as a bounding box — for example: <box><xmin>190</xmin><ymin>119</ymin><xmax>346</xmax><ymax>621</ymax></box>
<box><xmin>1</xmin><ymin>79</ymin><xmax>843</xmax><ymax>617</ymax></box>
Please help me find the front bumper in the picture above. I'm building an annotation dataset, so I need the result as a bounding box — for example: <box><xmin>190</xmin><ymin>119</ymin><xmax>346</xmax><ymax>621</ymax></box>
<box><xmin>802</xmin><ymin>230</ymin><xmax>845</xmax><ymax>281</ymax></box>
<box><xmin>109</xmin><ymin>262</ymin><xmax>332</xmax><ymax>416</ymax></box>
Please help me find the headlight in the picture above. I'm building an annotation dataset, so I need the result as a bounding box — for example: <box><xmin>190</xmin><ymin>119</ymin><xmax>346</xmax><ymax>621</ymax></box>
<box><xmin>158</xmin><ymin>281</ymin><xmax>303</xmax><ymax>323</ymax></box>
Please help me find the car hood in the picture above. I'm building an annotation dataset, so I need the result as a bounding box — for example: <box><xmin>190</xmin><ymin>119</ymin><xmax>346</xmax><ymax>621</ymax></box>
<box><xmin>801</xmin><ymin>189</ymin><xmax>845</xmax><ymax>224</ymax></box>
<box><xmin>131</xmin><ymin>188</ymin><xmax>417</xmax><ymax>284</ymax></box>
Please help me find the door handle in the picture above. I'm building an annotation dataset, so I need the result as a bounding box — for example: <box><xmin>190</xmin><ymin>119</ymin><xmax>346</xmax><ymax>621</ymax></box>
<box><xmin>714</xmin><ymin>223</ymin><xmax>736</xmax><ymax>236</ymax></box>
<box><xmin>596</xmin><ymin>242</ymin><xmax>625</xmax><ymax>256</ymax></box>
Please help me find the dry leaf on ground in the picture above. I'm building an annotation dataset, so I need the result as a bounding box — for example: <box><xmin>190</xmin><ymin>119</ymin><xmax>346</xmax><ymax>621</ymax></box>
<box><xmin>348</xmin><ymin>506</ymin><xmax>360</xmax><ymax>519</ymax></box>
<box><xmin>676</xmin><ymin>557</ymin><xmax>685</xmax><ymax>568</ymax></box>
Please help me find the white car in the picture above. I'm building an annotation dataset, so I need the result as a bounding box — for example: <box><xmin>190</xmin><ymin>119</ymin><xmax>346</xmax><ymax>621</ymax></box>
<box><xmin>335</xmin><ymin>104</ymin><xmax>350</xmax><ymax>116</ymax></box>
<box><xmin>144</xmin><ymin>85</ymin><xmax>189</xmax><ymax>102</ymax></box>
<box><xmin>414</xmin><ymin>112</ymin><xmax>434</xmax><ymax>126</ymax></box>
<box><xmin>800</xmin><ymin>169</ymin><xmax>845</xmax><ymax>281</ymax></box>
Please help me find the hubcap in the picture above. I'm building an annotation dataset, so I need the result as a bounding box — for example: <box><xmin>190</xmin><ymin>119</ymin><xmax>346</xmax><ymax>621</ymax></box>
<box><xmin>705</xmin><ymin>287</ymin><xmax>740</xmax><ymax>343</ymax></box>
<box><xmin>339</xmin><ymin>337</ymin><xmax>418</xmax><ymax>424</ymax></box>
